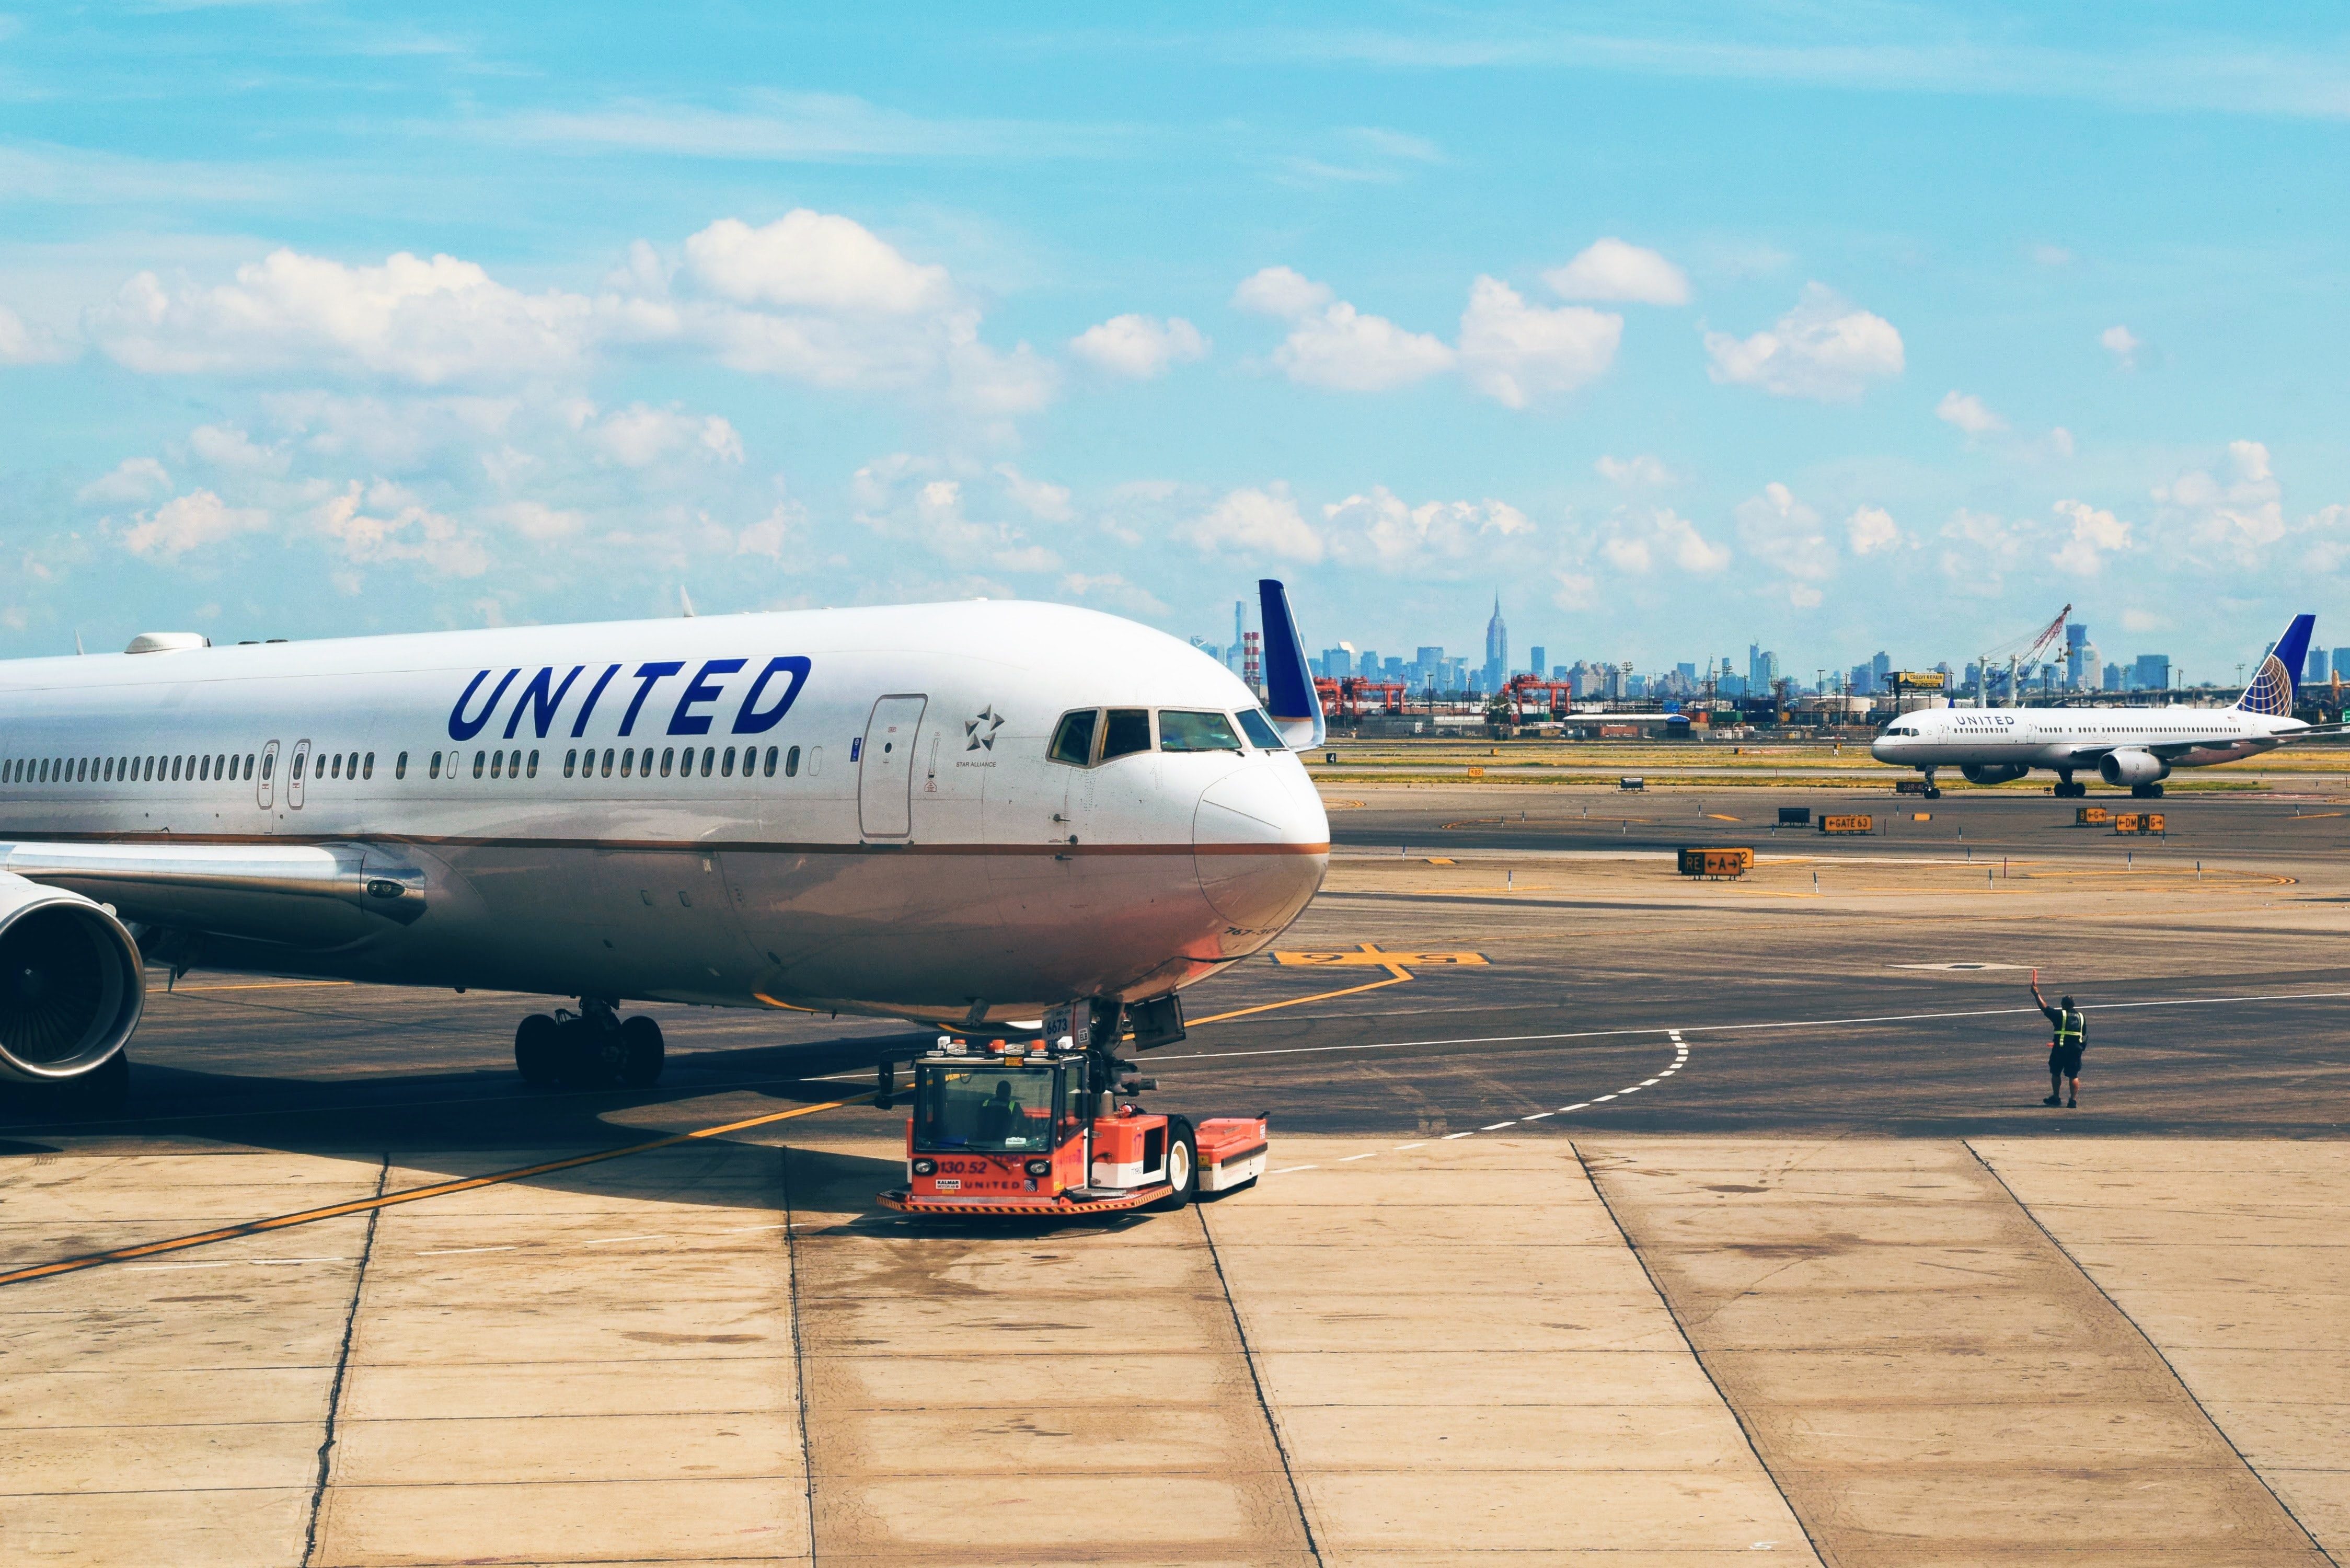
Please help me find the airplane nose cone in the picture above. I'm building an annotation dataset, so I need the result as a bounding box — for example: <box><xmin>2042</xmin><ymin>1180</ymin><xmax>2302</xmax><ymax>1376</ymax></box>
<box><xmin>1871</xmin><ymin>739</ymin><xmax>1893</xmax><ymax>762</ymax></box>
<box><xmin>1194</xmin><ymin>760</ymin><xmax>1329</xmax><ymax>931</ymax></box>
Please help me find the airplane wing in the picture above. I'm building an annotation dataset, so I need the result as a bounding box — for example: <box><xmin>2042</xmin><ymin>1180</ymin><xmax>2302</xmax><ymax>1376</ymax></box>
<box><xmin>0</xmin><ymin>840</ymin><xmax>429</xmax><ymax>949</ymax></box>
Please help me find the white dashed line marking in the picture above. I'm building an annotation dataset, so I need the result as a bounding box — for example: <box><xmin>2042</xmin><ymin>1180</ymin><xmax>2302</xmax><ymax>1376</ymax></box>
<box><xmin>581</xmin><ymin>1234</ymin><xmax>665</xmax><ymax>1246</ymax></box>
<box><xmin>126</xmin><ymin>1262</ymin><xmax>230</xmax><ymax>1271</ymax></box>
<box><xmin>419</xmin><ymin>1246</ymin><xmax>515</xmax><ymax>1256</ymax></box>
<box><xmin>1270</xmin><ymin>1032</ymin><xmax>1697</xmax><ymax>1175</ymax></box>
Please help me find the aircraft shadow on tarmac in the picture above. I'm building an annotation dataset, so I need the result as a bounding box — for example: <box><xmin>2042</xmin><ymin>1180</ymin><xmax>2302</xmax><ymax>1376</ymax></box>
<box><xmin>0</xmin><ymin>1032</ymin><xmax>941</xmax><ymax>1219</ymax></box>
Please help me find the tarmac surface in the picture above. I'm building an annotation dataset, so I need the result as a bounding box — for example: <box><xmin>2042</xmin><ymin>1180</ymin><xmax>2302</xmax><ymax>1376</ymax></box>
<box><xmin>3</xmin><ymin>784</ymin><xmax>2347</xmax><ymax>1564</ymax></box>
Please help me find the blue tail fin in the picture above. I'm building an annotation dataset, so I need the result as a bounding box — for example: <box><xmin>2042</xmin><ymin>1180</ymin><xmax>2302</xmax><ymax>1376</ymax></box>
<box><xmin>1257</xmin><ymin>578</ymin><xmax>1326</xmax><ymax>749</ymax></box>
<box><xmin>2236</xmin><ymin>613</ymin><xmax>2316</xmax><ymax>716</ymax></box>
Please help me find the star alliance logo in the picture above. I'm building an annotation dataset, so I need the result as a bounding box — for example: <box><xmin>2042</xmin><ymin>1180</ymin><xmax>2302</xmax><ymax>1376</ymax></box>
<box><xmin>965</xmin><ymin>705</ymin><xmax>1005</xmax><ymax>751</ymax></box>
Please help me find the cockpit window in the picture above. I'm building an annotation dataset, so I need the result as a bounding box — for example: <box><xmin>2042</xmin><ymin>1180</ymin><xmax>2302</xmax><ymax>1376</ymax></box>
<box><xmin>1047</xmin><ymin>709</ymin><xmax>1098</xmax><ymax>766</ymax></box>
<box><xmin>1100</xmin><ymin>708</ymin><xmax>1152</xmax><ymax>760</ymax></box>
<box><xmin>1159</xmin><ymin>710</ymin><xmax>1242</xmax><ymax>753</ymax></box>
<box><xmin>1237</xmin><ymin>709</ymin><xmax>1284</xmax><ymax>750</ymax></box>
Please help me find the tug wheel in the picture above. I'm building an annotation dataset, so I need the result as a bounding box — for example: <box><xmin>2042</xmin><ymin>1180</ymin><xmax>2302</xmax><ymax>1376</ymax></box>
<box><xmin>1150</xmin><ymin>1119</ymin><xmax>1198</xmax><ymax>1212</ymax></box>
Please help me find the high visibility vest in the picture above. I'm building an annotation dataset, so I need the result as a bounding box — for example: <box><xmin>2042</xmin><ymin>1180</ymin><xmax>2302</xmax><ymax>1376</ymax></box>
<box><xmin>2055</xmin><ymin>1010</ymin><xmax>2084</xmax><ymax>1047</ymax></box>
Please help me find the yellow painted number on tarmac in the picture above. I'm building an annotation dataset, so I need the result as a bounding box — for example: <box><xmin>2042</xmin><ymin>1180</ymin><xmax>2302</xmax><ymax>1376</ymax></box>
<box><xmin>1275</xmin><ymin>946</ymin><xmax>1488</xmax><ymax>967</ymax></box>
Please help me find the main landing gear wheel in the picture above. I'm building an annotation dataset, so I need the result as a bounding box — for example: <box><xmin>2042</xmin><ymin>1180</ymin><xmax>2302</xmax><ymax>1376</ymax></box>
<box><xmin>514</xmin><ymin>1014</ymin><xmax>562</xmax><ymax>1087</ymax></box>
<box><xmin>618</xmin><ymin>1015</ymin><xmax>665</xmax><ymax>1088</ymax></box>
<box><xmin>1149</xmin><ymin>1117</ymin><xmax>1198</xmax><ymax>1212</ymax></box>
<box><xmin>2132</xmin><ymin>782</ymin><xmax>2165</xmax><ymax>799</ymax></box>
<box><xmin>2054</xmin><ymin>781</ymin><xmax>2087</xmax><ymax>799</ymax></box>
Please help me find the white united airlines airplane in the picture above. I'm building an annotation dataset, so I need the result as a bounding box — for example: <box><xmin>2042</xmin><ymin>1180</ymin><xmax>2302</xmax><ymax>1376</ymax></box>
<box><xmin>0</xmin><ymin>581</ymin><xmax>1331</xmax><ymax>1106</ymax></box>
<box><xmin>1871</xmin><ymin>613</ymin><xmax>2318</xmax><ymax>799</ymax></box>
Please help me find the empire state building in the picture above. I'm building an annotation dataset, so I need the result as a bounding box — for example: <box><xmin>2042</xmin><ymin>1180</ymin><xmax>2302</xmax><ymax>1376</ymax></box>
<box><xmin>1482</xmin><ymin>592</ymin><xmax>1508</xmax><ymax>691</ymax></box>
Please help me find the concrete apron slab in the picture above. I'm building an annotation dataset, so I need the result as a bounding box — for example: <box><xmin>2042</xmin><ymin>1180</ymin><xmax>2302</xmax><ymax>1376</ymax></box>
<box><xmin>1583</xmin><ymin>1137</ymin><xmax>2330</xmax><ymax>1567</ymax></box>
<box><xmin>310</xmin><ymin>1143</ymin><xmax>812</xmax><ymax>1568</ymax></box>
<box><xmin>1974</xmin><ymin>1139</ymin><xmax>2350</xmax><ymax>1561</ymax></box>
<box><xmin>781</xmin><ymin>1144</ymin><xmax>1318</xmax><ymax>1567</ymax></box>
<box><xmin>1204</xmin><ymin>1134</ymin><xmax>1819</xmax><ymax>1566</ymax></box>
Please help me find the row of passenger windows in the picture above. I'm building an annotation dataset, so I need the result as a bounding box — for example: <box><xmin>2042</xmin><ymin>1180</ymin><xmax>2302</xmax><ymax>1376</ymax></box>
<box><xmin>5</xmin><ymin>752</ymin><xmax>265</xmax><ymax>786</ymax></box>
<box><xmin>1047</xmin><ymin>707</ymin><xmax>1284</xmax><ymax>768</ymax></box>
<box><xmin>1</xmin><ymin>743</ymin><xmax>815</xmax><ymax>787</ymax></box>
<box><xmin>425</xmin><ymin>744</ymin><xmax>813</xmax><ymax>780</ymax></box>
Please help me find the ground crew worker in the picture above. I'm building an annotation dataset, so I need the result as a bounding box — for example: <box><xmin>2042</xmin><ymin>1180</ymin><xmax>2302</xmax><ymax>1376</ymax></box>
<box><xmin>2030</xmin><ymin>970</ymin><xmax>2084</xmax><ymax>1108</ymax></box>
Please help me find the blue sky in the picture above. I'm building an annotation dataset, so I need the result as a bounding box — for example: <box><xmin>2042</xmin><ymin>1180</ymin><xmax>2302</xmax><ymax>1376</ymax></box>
<box><xmin>3</xmin><ymin>4</ymin><xmax>2348</xmax><ymax>684</ymax></box>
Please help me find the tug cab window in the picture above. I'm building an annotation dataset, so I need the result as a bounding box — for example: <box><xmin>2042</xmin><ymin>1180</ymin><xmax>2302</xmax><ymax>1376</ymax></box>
<box><xmin>912</xmin><ymin>1062</ymin><xmax>1072</xmax><ymax>1154</ymax></box>
<box><xmin>1047</xmin><ymin>709</ymin><xmax>1098</xmax><ymax>766</ymax></box>
<box><xmin>1158</xmin><ymin>710</ymin><xmax>1243</xmax><ymax>753</ymax></box>
<box><xmin>1100</xmin><ymin>708</ymin><xmax>1151</xmax><ymax>761</ymax></box>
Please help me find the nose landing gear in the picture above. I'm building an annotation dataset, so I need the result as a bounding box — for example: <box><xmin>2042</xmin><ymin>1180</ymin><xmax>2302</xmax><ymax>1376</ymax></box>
<box><xmin>514</xmin><ymin>1000</ymin><xmax>665</xmax><ymax>1090</ymax></box>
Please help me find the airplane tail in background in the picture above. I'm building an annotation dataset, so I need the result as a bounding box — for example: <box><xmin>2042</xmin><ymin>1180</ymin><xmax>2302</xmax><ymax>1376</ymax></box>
<box><xmin>2236</xmin><ymin>613</ymin><xmax>2316</xmax><ymax>716</ymax></box>
<box><xmin>1257</xmin><ymin>578</ymin><xmax>1327</xmax><ymax>751</ymax></box>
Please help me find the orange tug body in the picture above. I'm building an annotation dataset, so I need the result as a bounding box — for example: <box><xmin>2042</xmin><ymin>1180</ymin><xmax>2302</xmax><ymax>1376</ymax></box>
<box><xmin>876</xmin><ymin>1037</ymin><xmax>1268</xmax><ymax>1217</ymax></box>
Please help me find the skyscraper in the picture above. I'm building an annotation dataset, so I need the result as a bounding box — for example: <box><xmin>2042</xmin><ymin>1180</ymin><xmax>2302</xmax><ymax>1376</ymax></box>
<box><xmin>1482</xmin><ymin>593</ymin><xmax>1508</xmax><ymax>691</ymax></box>
<box><xmin>2067</xmin><ymin>624</ymin><xmax>2091</xmax><ymax>689</ymax></box>
<box><xmin>1528</xmin><ymin>644</ymin><xmax>1546</xmax><ymax>680</ymax></box>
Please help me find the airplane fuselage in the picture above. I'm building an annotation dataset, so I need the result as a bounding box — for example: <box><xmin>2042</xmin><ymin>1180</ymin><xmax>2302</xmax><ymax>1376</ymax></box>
<box><xmin>1871</xmin><ymin>704</ymin><xmax>2300</xmax><ymax>781</ymax></box>
<box><xmin>0</xmin><ymin>602</ymin><xmax>1330</xmax><ymax>1029</ymax></box>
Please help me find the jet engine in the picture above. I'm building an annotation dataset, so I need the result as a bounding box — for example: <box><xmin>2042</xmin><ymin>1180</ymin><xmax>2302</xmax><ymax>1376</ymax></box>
<box><xmin>2098</xmin><ymin>750</ymin><xmax>2171</xmax><ymax>787</ymax></box>
<box><xmin>1960</xmin><ymin>763</ymin><xmax>2032</xmax><ymax>786</ymax></box>
<box><xmin>0</xmin><ymin>872</ymin><xmax>145</xmax><ymax>1083</ymax></box>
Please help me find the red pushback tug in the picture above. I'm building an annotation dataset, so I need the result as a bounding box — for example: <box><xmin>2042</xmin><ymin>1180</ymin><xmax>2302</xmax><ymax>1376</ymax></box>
<box><xmin>876</xmin><ymin>1000</ymin><xmax>1269</xmax><ymax>1216</ymax></box>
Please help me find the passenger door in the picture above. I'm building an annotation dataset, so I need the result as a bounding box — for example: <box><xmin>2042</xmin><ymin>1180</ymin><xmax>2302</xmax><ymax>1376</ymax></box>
<box><xmin>858</xmin><ymin>695</ymin><xmax>926</xmax><ymax>838</ymax></box>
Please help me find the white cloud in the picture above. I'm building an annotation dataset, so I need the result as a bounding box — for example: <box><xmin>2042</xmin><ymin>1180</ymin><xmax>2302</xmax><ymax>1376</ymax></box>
<box><xmin>1934</xmin><ymin>389</ymin><xmax>2006</xmax><ymax>436</ymax></box>
<box><xmin>2100</xmin><ymin>324</ymin><xmax>2141</xmax><ymax>368</ymax></box>
<box><xmin>734</xmin><ymin>499</ymin><xmax>805</xmax><ymax>560</ymax></box>
<box><xmin>1735</xmin><ymin>482</ymin><xmax>1836</xmax><ymax>583</ymax></box>
<box><xmin>2030</xmin><ymin>244</ymin><xmax>2075</xmax><ymax>267</ymax></box>
<box><xmin>1551</xmin><ymin>570</ymin><xmax>1599</xmax><ymax>610</ymax></box>
<box><xmin>1068</xmin><ymin>313</ymin><xmax>1208</xmax><ymax>378</ymax></box>
<box><xmin>1543</xmin><ymin>238</ymin><xmax>1690</xmax><ymax>305</ymax></box>
<box><xmin>2049</xmin><ymin>498</ymin><xmax>2131</xmax><ymax>575</ymax></box>
<box><xmin>488</xmin><ymin>500</ymin><xmax>588</xmax><ymax>542</ymax></box>
<box><xmin>89</xmin><ymin>249</ymin><xmax>604</xmax><ymax>384</ymax></box>
<box><xmin>1232</xmin><ymin>266</ymin><xmax>1452</xmax><ymax>391</ymax></box>
<box><xmin>316</xmin><ymin>481</ymin><xmax>490</xmax><ymax>578</ymax></box>
<box><xmin>1936</xmin><ymin>508</ymin><xmax>2036</xmax><ymax>596</ymax></box>
<box><xmin>2152</xmin><ymin>439</ymin><xmax>2283</xmax><ymax>561</ymax></box>
<box><xmin>1595</xmin><ymin>454</ymin><xmax>1675</xmax><ymax>487</ymax></box>
<box><xmin>1321</xmin><ymin>487</ymin><xmax>1532</xmax><ymax>570</ymax></box>
<box><xmin>2049</xmin><ymin>426</ymin><xmax>2077</xmax><ymax>458</ymax></box>
<box><xmin>589</xmin><ymin>403</ymin><xmax>744</xmax><ymax>467</ymax></box>
<box><xmin>850</xmin><ymin>457</ymin><xmax>1064</xmax><ymax>572</ymax></box>
<box><xmin>188</xmin><ymin>423</ymin><xmax>290</xmax><ymax>475</ymax></box>
<box><xmin>1598</xmin><ymin>506</ymin><xmax>1730</xmax><ymax>575</ymax></box>
<box><xmin>1059</xmin><ymin>571</ymin><xmax>1169</xmax><ymax>617</ymax></box>
<box><xmin>2121</xmin><ymin>608</ymin><xmax>2166</xmax><ymax>633</ymax></box>
<box><xmin>78</xmin><ymin>456</ymin><xmax>171</xmax><ymax>505</ymax></box>
<box><xmin>1271</xmin><ymin>301</ymin><xmax>1452</xmax><ymax>391</ymax></box>
<box><xmin>1455</xmin><ymin>276</ymin><xmax>1620</xmax><ymax>407</ymax></box>
<box><xmin>1703</xmin><ymin>282</ymin><xmax>1904</xmax><ymax>400</ymax></box>
<box><xmin>1847</xmin><ymin>504</ymin><xmax>1901</xmax><ymax>555</ymax></box>
<box><xmin>0</xmin><ymin>303</ymin><xmax>74</xmax><ymax>365</ymax></box>
<box><xmin>121</xmin><ymin>489</ymin><xmax>269</xmax><ymax>558</ymax></box>
<box><xmin>1179</xmin><ymin>483</ymin><xmax>1325</xmax><ymax>562</ymax></box>
<box><xmin>995</xmin><ymin>464</ymin><xmax>1073</xmax><ymax>522</ymax></box>
<box><xmin>1233</xmin><ymin>266</ymin><xmax>1333</xmax><ymax>317</ymax></box>
<box><xmin>682</xmin><ymin>212</ymin><xmax>951</xmax><ymax>314</ymax></box>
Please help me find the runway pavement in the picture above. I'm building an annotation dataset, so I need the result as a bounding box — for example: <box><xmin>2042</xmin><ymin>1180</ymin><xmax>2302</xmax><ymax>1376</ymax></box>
<box><xmin>2</xmin><ymin>785</ymin><xmax>2346</xmax><ymax>1564</ymax></box>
